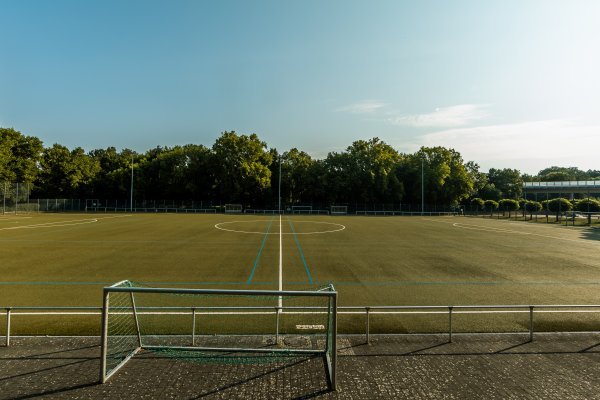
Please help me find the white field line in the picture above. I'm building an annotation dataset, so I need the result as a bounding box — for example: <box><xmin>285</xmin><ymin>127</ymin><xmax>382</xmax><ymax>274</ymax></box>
<box><xmin>451</xmin><ymin>222</ymin><xmax>592</xmax><ymax>244</ymax></box>
<box><xmin>422</xmin><ymin>217</ymin><xmax>596</xmax><ymax>244</ymax></box>
<box><xmin>214</xmin><ymin>220</ymin><xmax>345</xmax><ymax>235</ymax></box>
<box><xmin>0</xmin><ymin>219</ymin><xmax>99</xmax><ymax>231</ymax></box>
<box><xmin>0</xmin><ymin>214</ymin><xmax>133</xmax><ymax>231</ymax></box>
<box><xmin>94</xmin><ymin>215</ymin><xmax>134</xmax><ymax>220</ymax></box>
<box><xmin>278</xmin><ymin>215</ymin><xmax>283</xmax><ymax>308</ymax></box>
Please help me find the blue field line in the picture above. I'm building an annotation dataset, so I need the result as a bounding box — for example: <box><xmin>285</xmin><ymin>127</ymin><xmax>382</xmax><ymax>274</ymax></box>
<box><xmin>0</xmin><ymin>282</ymin><xmax>111</xmax><ymax>285</ymax></box>
<box><xmin>287</xmin><ymin>219</ymin><xmax>314</xmax><ymax>284</ymax></box>
<box><xmin>0</xmin><ymin>281</ymin><xmax>248</xmax><ymax>285</ymax></box>
<box><xmin>246</xmin><ymin>218</ymin><xmax>275</xmax><ymax>284</ymax></box>
<box><xmin>139</xmin><ymin>281</ymin><xmax>246</xmax><ymax>285</ymax></box>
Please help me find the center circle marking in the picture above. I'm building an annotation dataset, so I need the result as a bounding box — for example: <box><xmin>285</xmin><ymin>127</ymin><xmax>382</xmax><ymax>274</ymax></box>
<box><xmin>214</xmin><ymin>220</ymin><xmax>346</xmax><ymax>235</ymax></box>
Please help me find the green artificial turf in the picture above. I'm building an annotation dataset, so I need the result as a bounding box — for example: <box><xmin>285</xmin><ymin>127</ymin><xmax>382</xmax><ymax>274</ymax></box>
<box><xmin>1</xmin><ymin>212</ymin><xmax>599</xmax><ymax>335</ymax></box>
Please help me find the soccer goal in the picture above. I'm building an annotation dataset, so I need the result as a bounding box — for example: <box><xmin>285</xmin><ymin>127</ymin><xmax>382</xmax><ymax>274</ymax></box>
<box><xmin>292</xmin><ymin>205</ymin><xmax>312</xmax><ymax>214</ymax></box>
<box><xmin>224</xmin><ymin>204</ymin><xmax>243</xmax><ymax>213</ymax></box>
<box><xmin>330</xmin><ymin>206</ymin><xmax>348</xmax><ymax>215</ymax></box>
<box><xmin>85</xmin><ymin>199</ymin><xmax>101</xmax><ymax>211</ymax></box>
<box><xmin>100</xmin><ymin>281</ymin><xmax>337</xmax><ymax>390</ymax></box>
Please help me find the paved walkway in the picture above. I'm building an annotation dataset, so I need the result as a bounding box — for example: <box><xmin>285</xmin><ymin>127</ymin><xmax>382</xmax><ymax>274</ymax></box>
<box><xmin>2</xmin><ymin>333</ymin><xmax>600</xmax><ymax>399</ymax></box>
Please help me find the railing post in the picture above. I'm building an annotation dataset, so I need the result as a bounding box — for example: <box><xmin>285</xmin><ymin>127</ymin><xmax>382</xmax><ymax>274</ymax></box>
<box><xmin>275</xmin><ymin>306</ymin><xmax>281</xmax><ymax>344</ymax></box>
<box><xmin>100</xmin><ymin>291</ymin><xmax>110</xmax><ymax>383</ymax></box>
<box><xmin>448</xmin><ymin>306</ymin><xmax>453</xmax><ymax>343</ymax></box>
<box><xmin>529</xmin><ymin>306</ymin><xmax>534</xmax><ymax>342</ymax></box>
<box><xmin>191</xmin><ymin>308</ymin><xmax>196</xmax><ymax>346</ymax></box>
<box><xmin>5</xmin><ymin>308</ymin><xmax>11</xmax><ymax>347</ymax></box>
<box><xmin>365</xmin><ymin>307</ymin><xmax>371</xmax><ymax>344</ymax></box>
<box><xmin>331</xmin><ymin>292</ymin><xmax>338</xmax><ymax>391</ymax></box>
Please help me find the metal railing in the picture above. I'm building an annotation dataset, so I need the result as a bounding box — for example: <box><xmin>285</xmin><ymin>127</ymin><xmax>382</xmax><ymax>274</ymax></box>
<box><xmin>4</xmin><ymin>304</ymin><xmax>600</xmax><ymax>347</ymax></box>
<box><xmin>524</xmin><ymin>181</ymin><xmax>600</xmax><ymax>188</ymax></box>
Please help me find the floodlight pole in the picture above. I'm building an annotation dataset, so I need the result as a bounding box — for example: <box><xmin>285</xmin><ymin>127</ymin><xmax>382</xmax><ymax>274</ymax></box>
<box><xmin>130</xmin><ymin>156</ymin><xmax>134</xmax><ymax>212</ymax></box>
<box><xmin>421</xmin><ymin>157</ymin><xmax>424</xmax><ymax>216</ymax></box>
<box><xmin>2</xmin><ymin>182</ymin><xmax>5</xmax><ymax>215</ymax></box>
<box><xmin>278</xmin><ymin>155</ymin><xmax>282</xmax><ymax>215</ymax></box>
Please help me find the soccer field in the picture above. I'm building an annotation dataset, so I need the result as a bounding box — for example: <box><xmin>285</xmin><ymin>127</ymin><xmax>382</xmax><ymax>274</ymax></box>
<box><xmin>1</xmin><ymin>212</ymin><xmax>600</xmax><ymax>335</ymax></box>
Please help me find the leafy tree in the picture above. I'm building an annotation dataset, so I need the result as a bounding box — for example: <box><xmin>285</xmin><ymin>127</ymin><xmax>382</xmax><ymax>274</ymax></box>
<box><xmin>303</xmin><ymin>159</ymin><xmax>329</xmax><ymax>205</ymax></box>
<box><xmin>397</xmin><ymin>146</ymin><xmax>474</xmax><ymax>207</ymax></box>
<box><xmin>181</xmin><ymin>144</ymin><xmax>213</xmax><ymax>200</ymax></box>
<box><xmin>0</xmin><ymin>137</ymin><xmax>11</xmax><ymax>182</ymax></box>
<box><xmin>37</xmin><ymin>144</ymin><xmax>100</xmax><ymax>197</ymax></box>
<box><xmin>465</xmin><ymin>161</ymin><xmax>488</xmax><ymax>196</ymax></box>
<box><xmin>0</xmin><ymin>127</ymin><xmax>44</xmax><ymax>183</ymax></box>
<box><xmin>574</xmin><ymin>198</ymin><xmax>600</xmax><ymax>212</ymax></box>
<box><xmin>279</xmin><ymin>148</ymin><xmax>315</xmax><ymax>204</ymax></box>
<box><xmin>131</xmin><ymin>144</ymin><xmax>213</xmax><ymax>202</ymax></box>
<box><xmin>587</xmin><ymin>170</ymin><xmax>600</xmax><ymax>180</ymax></box>
<box><xmin>484</xmin><ymin>199</ymin><xmax>499</xmax><ymax>216</ymax></box>
<box><xmin>498</xmin><ymin>199</ymin><xmax>520</xmax><ymax>218</ymax></box>
<box><xmin>524</xmin><ymin>200</ymin><xmax>542</xmax><ymax>220</ymax></box>
<box><xmin>541</xmin><ymin>171</ymin><xmax>570</xmax><ymax>181</ymax></box>
<box><xmin>488</xmin><ymin>168</ymin><xmax>523</xmax><ymax>199</ymax></box>
<box><xmin>477</xmin><ymin>183</ymin><xmax>502</xmax><ymax>201</ymax></box>
<box><xmin>89</xmin><ymin>147</ymin><xmax>138</xmax><ymax>199</ymax></box>
<box><xmin>547</xmin><ymin>198</ymin><xmax>573</xmax><ymax>221</ymax></box>
<box><xmin>537</xmin><ymin>166</ymin><xmax>588</xmax><ymax>181</ymax></box>
<box><xmin>321</xmin><ymin>138</ymin><xmax>404</xmax><ymax>205</ymax></box>
<box><xmin>470</xmin><ymin>197</ymin><xmax>485</xmax><ymax>213</ymax></box>
<box><xmin>521</xmin><ymin>173</ymin><xmax>535</xmax><ymax>182</ymax></box>
<box><xmin>12</xmin><ymin>125</ymin><xmax>600</xmax><ymax>212</ymax></box>
<box><xmin>321</xmin><ymin>151</ymin><xmax>354</xmax><ymax>203</ymax></box>
<box><xmin>211</xmin><ymin>131</ymin><xmax>273</xmax><ymax>204</ymax></box>
<box><xmin>518</xmin><ymin>198</ymin><xmax>528</xmax><ymax>217</ymax></box>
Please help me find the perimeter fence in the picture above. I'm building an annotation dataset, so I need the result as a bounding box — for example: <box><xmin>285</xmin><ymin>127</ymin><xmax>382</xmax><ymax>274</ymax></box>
<box><xmin>26</xmin><ymin>199</ymin><xmax>462</xmax><ymax>215</ymax></box>
<box><xmin>3</xmin><ymin>304</ymin><xmax>600</xmax><ymax>347</ymax></box>
<box><xmin>0</xmin><ymin>183</ymin><xmax>36</xmax><ymax>214</ymax></box>
<box><xmin>6</xmin><ymin>197</ymin><xmax>600</xmax><ymax>226</ymax></box>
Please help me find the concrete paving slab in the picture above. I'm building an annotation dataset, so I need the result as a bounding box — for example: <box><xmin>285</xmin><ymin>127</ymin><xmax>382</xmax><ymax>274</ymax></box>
<box><xmin>1</xmin><ymin>333</ymin><xmax>600</xmax><ymax>399</ymax></box>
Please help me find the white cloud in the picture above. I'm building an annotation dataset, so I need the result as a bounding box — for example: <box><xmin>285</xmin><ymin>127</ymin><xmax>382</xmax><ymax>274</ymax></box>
<box><xmin>336</xmin><ymin>100</ymin><xmax>386</xmax><ymax>114</ymax></box>
<box><xmin>418</xmin><ymin>119</ymin><xmax>600</xmax><ymax>172</ymax></box>
<box><xmin>389</xmin><ymin>104</ymin><xmax>490</xmax><ymax>128</ymax></box>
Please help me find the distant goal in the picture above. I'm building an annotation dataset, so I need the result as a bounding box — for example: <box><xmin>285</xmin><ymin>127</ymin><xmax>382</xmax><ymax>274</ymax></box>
<box><xmin>292</xmin><ymin>205</ymin><xmax>329</xmax><ymax>215</ymax></box>
<box><xmin>100</xmin><ymin>280</ymin><xmax>338</xmax><ymax>390</ymax></box>
<box><xmin>330</xmin><ymin>206</ymin><xmax>347</xmax><ymax>215</ymax></box>
<box><xmin>224</xmin><ymin>204</ymin><xmax>243</xmax><ymax>213</ymax></box>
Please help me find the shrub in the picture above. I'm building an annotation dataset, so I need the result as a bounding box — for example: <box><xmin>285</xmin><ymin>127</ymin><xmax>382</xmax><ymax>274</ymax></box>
<box><xmin>498</xmin><ymin>199</ymin><xmax>520</xmax><ymax>217</ymax></box>
<box><xmin>547</xmin><ymin>198</ymin><xmax>573</xmax><ymax>221</ymax></box>
<box><xmin>484</xmin><ymin>199</ymin><xmax>499</xmax><ymax>216</ymax></box>
<box><xmin>470</xmin><ymin>197</ymin><xmax>485</xmax><ymax>212</ymax></box>
<box><xmin>574</xmin><ymin>198</ymin><xmax>600</xmax><ymax>212</ymax></box>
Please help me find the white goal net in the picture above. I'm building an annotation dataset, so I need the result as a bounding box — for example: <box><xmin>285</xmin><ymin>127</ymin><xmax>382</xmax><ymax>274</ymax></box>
<box><xmin>100</xmin><ymin>280</ymin><xmax>338</xmax><ymax>390</ymax></box>
<box><xmin>330</xmin><ymin>206</ymin><xmax>348</xmax><ymax>215</ymax></box>
<box><xmin>224</xmin><ymin>204</ymin><xmax>243</xmax><ymax>213</ymax></box>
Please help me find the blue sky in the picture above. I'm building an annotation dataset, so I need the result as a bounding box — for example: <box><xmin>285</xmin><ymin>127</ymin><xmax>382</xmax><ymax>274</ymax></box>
<box><xmin>1</xmin><ymin>0</ymin><xmax>599</xmax><ymax>173</ymax></box>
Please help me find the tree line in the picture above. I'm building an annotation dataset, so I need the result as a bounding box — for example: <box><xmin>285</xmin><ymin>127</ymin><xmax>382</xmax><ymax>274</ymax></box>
<box><xmin>1</xmin><ymin>127</ymin><xmax>599</xmax><ymax>207</ymax></box>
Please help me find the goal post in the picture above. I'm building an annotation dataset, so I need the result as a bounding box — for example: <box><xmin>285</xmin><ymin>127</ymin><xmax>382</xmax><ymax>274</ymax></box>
<box><xmin>292</xmin><ymin>205</ymin><xmax>312</xmax><ymax>214</ymax></box>
<box><xmin>100</xmin><ymin>281</ymin><xmax>337</xmax><ymax>390</ymax></box>
<box><xmin>330</xmin><ymin>206</ymin><xmax>348</xmax><ymax>215</ymax></box>
<box><xmin>224</xmin><ymin>204</ymin><xmax>243</xmax><ymax>213</ymax></box>
<box><xmin>100</xmin><ymin>280</ymin><xmax>142</xmax><ymax>383</ymax></box>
